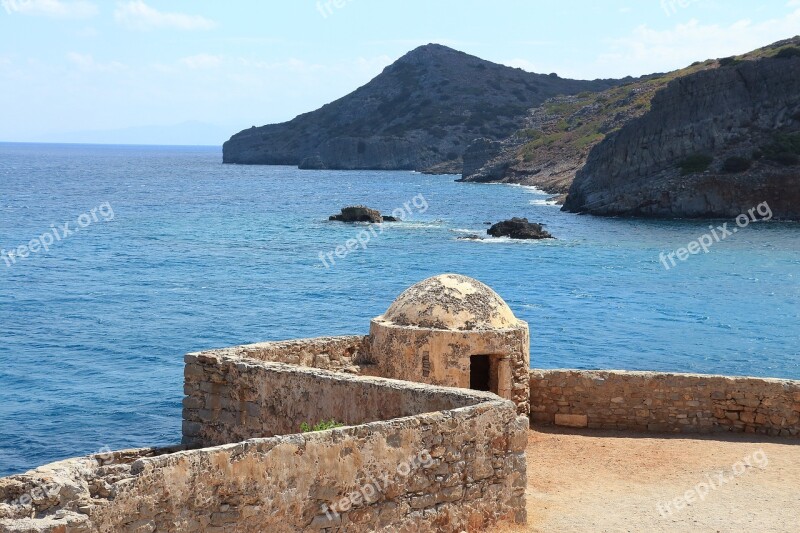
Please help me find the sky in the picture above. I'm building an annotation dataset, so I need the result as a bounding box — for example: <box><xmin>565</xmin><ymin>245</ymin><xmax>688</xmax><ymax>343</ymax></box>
<box><xmin>0</xmin><ymin>0</ymin><xmax>798</xmax><ymax>145</ymax></box>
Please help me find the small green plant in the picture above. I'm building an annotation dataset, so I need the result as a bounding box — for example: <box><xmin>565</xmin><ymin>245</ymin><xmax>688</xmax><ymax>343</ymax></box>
<box><xmin>722</xmin><ymin>156</ymin><xmax>752</xmax><ymax>173</ymax></box>
<box><xmin>300</xmin><ymin>419</ymin><xmax>344</xmax><ymax>433</ymax></box>
<box><xmin>679</xmin><ymin>153</ymin><xmax>713</xmax><ymax>175</ymax></box>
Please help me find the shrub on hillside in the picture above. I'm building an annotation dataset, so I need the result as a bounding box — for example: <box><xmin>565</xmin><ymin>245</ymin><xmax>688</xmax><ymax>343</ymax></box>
<box><xmin>775</xmin><ymin>46</ymin><xmax>800</xmax><ymax>59</ymax></box>
<box><xmin>722</xmin><ymin>156</ymin><xmax>752</xmax><ymax>173</ymax></box>
<box><xmin>718</xmin><ymin>56</ymin><xmax>742</xmax><ymax>67</ymax></box>
<box><xmin>762</xmin><ymin>132</ymin><xmax>800</xmax><ymax>166</ymax></box>
<box><xmin>769</xmin><ymin>152</ymin><xmax>800</xmax><ymax>166</ymax></box>
<box><xmin>679</xmin><ymin>154</ymin><xmax>713</xmax><ymax>175</ymax></box>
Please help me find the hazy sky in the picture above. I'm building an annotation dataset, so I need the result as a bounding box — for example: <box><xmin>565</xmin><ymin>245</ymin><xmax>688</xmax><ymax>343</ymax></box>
<box><xmin>1</xmin><ymin>0</ymin><xmax>798</xmax><ymax>144</ymax></box>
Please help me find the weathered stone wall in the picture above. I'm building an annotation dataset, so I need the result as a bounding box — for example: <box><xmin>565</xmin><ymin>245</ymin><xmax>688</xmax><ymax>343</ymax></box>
<box><xmin>0</xmin><ymin>356</ymin><xmax>527</xmax><ymax>533</ymax></box>
<box><xmin>200</xmin><ymin>325</ymin><xmax>532</xmax><ymax>418</ymax></box>
<box><xmin>530</xmin><ymin>369</ymin><xmax>800</xmax><ymax>437</ymax></box>
<box><xmin>195</xmin><ymin>335</ymin><xmax>370</xmax><ymax>372</ymax></box>
<box><xmin>182</xmin><ymin>352</ymin><xmax>507</xmax><ymax>447</ymax></box>
<box><xmin>368</xmin><ymin>321</ymin><xmax>530</xmax><ymax>416</ymax></box>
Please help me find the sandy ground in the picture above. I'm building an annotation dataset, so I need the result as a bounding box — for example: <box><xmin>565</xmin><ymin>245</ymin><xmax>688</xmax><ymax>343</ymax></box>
<box><xmin>493</xmin><ymin>427</ymin><xmax>800</xmax><ymax>533</ymax></box>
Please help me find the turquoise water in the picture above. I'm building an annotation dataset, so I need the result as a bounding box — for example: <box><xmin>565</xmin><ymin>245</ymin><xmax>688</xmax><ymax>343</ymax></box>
<box><xmin>0</xmin><ymin>143</ymin><xmax>798</xmax><ymax>475</ymax></box>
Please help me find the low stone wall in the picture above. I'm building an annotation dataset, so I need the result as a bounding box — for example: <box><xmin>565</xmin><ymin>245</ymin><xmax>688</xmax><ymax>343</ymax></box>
<box><xmin>197</xmin><ymin>335</ymin><xmax>370</xmax><ymax>372</ymax></box>
<box><xmin>0</xmin><ymin>357</ymin><xmax>527</xmax><ymax>532</ymax></box>
<box><xmin>530</xmin><ymin>369</ymin><xmax>800</xmax><ymax>437</ymax></box>
<box><xmin>182</xmin><ymin>352</ymin><xmax>507</xmax><ymax>447</ymax></box>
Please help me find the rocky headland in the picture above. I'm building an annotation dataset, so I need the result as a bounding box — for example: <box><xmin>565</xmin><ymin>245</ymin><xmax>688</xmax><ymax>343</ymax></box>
<box><xmin>562</xmin><ymin>46</ymin><xmax>800</xmax><ymax>218</ymax></box>
<box><xmin>462</xmin><ymin>37</ymin><xmax>800</xmax><ymax>219</ymax></box>
<box><xmin>226</xmin><ymin>38</ymin><xmax>800</xmax><ymax>220</ymax></box>
<box><xmin>222</xmin><ymin>44</ymin><xmax>623</xmax><ymax>170</ymax></box>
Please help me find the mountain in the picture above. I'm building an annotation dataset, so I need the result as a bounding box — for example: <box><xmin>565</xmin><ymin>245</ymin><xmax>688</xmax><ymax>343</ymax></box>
<box><xmin>222</xmin><ymin>44</ymin><xmax>624</xmax><ymax>170</ymax></box>
<box><xmin>563</xmin><ymin>38</ymin><xmax>800</xmax><ymax>218</ymax></box>
<box><xmin>461</xmin><ymin>37</ymin><xmax>800</xmax><ymax>219</ymax></box>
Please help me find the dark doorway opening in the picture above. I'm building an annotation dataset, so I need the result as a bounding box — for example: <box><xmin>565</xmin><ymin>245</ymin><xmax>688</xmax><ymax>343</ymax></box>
<box><xmin>470</xmin><ymin>354</ymin><xmax>491</xmax><ymax>392</ymax></box>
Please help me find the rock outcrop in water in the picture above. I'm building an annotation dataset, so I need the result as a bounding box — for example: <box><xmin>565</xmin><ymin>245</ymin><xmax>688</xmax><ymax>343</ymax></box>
<box><xmin>563</xmin><ymin>47</ymin><xmax>800</xmax><ymax>219</ymax></box>
<box><xmin>329</xmin><ymin>206</ymin><xmax>396</xmax><ymax>223</ymax></box>
<box><xmin>223</xmin><ymin>44</ymin><xmax>622</xmax><ymax>170</ymax></box>
<box><xmin>488</xmin><ymin>218</ymin><xmax>553</xmax><ymax>240</ymax></box>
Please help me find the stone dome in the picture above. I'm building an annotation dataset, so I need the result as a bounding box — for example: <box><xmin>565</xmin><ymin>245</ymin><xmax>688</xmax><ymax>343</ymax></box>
<box><xmin>378</xmin><ymin>274</ymin><xmax>520</xmax><ymax>331</ymax></box>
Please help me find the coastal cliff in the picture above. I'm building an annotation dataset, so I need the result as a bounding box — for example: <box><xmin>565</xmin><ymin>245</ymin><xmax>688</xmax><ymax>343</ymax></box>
<box><xmin>563</xmin><ymin>49</ymin><xmax>800</xmax><ymax>219</ymax></box>
<box><xmin>222</xmin><ymin>44</ymin><xmax>621</xmax><ymax>170</ymax></box>
<box><xmin>461</xmin><ymin>37</ymin><xmax>800</xmax><ymax>220</ymax></box>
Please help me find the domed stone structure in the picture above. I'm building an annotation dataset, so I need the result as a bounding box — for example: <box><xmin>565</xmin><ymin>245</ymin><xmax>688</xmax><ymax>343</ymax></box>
<box><xmin>367</xmin><ymin>274</ymin><xmax>530</xmax><ymax>414</ymax></box>
<box><xmin>381</xmin><ymin>274</ymin><xmax>521</xmax><ymax>331</ymax></box>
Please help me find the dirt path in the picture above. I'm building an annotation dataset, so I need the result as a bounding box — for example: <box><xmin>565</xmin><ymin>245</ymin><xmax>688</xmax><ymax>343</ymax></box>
<box><xmin>494</xmin><ymin>427</ymin><xmax>800</xmax><ymax>533</ymax></box>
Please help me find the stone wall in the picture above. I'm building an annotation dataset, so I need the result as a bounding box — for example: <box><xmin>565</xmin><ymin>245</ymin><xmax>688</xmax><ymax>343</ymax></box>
<box><xmin>182</xmin><ymin>352</ymin><xmax>509</xmax><ymax>447</ymax></box>
<box><xmin>530</xmin><ymin>369</ymin><xmax>800</xmax><ymax>437</ymax></box>
<box><xmin>196</xmin><ymin>328</ymin><xmax>532</xmax><ymax>418</ymax></box>
<box><xmin>0</xmin><ymin>356</ymin><xmax>527</xmax><ymax>533</ymax></box>
<box><xmin>196</xmin><ymin>335</ymin><xmax>370</xmax><ymax>372</ymax></box>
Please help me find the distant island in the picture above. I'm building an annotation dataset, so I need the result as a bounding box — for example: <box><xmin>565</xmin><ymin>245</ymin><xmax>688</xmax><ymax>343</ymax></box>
<box><xmin>223</xmin><ymin>39</ymin><xmax>800</xmax><ymax>220</ymax></box>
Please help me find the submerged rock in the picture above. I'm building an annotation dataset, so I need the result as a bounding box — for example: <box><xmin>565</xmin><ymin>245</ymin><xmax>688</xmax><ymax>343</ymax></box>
<box><xmin>487</xmin><ymin>218</ymin><xmax>553</xmax><ymax>239</ymax></box>
<box><xmin>329</xmin><ymin>206</ymin><xmax>395</xmax><ymax>223</ymax></box>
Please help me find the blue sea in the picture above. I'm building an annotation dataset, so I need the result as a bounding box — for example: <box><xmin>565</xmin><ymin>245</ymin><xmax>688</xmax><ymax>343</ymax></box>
<box><xmin>1</xmin><ymin>143</ymin><xmax>798</xmax><ymax>475</ymax></box>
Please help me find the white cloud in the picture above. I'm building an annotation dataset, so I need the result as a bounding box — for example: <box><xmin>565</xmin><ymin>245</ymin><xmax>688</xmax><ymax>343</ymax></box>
<box><xmin>66</xmin><ymin>52</ymin><xmax>126</xmax><ymax>72</ymax></box>
<box><xmin>113</xmin><ymin>0</ymin><xmax>215</xmax><ymax>31</ymax></box>
<box><xmin>593</xmin><ymin>8</ymin><xmax>800</xmax><ymax>77</ymax></box>
<box><xmin>1</xmin><ymin>0</ymin><xmax>97</xmax><ymax>18</ymax></box>
<box><xmin>181</xmin><ymin>54</ymin><xmax>223</xmax><ymax>69</ymax></box>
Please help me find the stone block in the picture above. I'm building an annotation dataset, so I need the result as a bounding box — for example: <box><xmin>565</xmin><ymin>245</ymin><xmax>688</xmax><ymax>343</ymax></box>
<box><xmin>554</xmin><ymin>414</ymin><xmax>588</xmax><ymax>428</ymax></box>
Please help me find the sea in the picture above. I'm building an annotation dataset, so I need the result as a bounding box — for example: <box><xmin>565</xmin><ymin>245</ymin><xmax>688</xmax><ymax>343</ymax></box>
<box><xmin>1</xmin><ymin>143</ymin><xmax>798</xmax><ymax>475</ymax></box>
